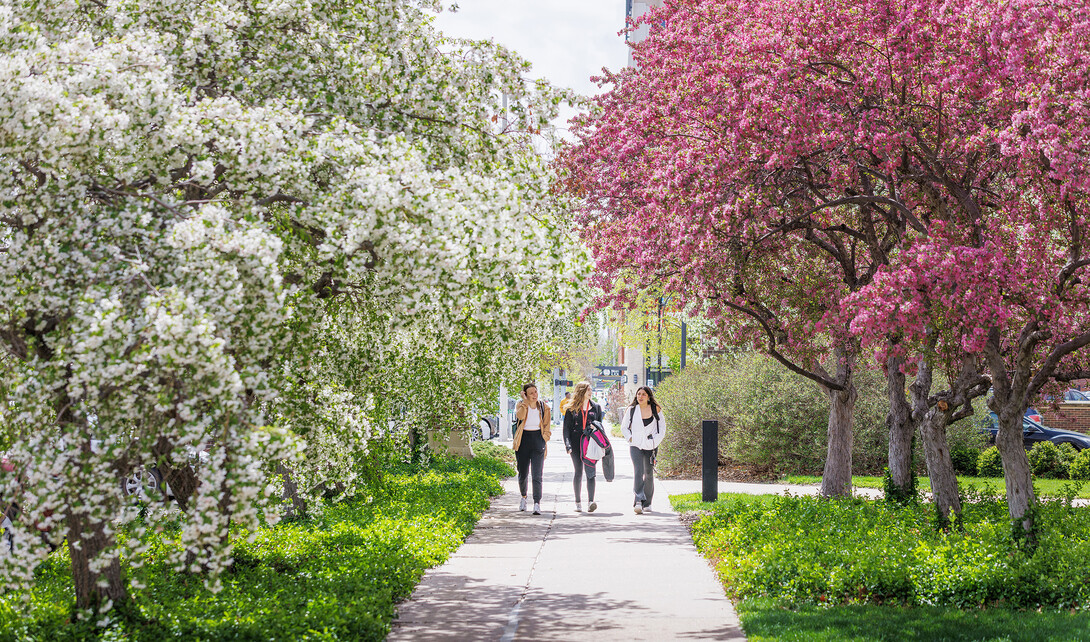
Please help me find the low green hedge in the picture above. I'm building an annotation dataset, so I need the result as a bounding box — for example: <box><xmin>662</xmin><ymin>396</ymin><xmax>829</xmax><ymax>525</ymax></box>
<box><xmin>674</xmin><ymin>491</ymin><xmax>1090</xmax><ymax>611</ymax></box>
<box><xmin>470</xmin><ymin>439</ymin><xmax>516</xmax><ymax>465</ymax></box>
<box><xmin>0</xmin><ymin>454</ymin><xmax>514</xmax><ymax>641</ymax></box>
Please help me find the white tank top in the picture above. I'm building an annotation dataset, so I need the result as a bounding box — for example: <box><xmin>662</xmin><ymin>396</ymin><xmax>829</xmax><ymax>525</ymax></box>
<box><xmin>524</xmin><ymin>407</ymin><xmax>541</xmax><ymax>431</ymax></box>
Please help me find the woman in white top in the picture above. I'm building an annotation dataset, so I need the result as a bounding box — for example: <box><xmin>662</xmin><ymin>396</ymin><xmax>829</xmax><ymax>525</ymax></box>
<box><xmin>620</xmin><ymin>386</ymin><xmax>667</xmax><ymax>514</ymax></box>
<box><xmin>514</xmin><ymin>383</ymin><xmax>551</xmax><ymax>514</ymax></box>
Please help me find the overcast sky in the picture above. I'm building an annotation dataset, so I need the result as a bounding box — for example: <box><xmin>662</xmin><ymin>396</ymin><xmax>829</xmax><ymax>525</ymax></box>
<box><xmin>431</xmin><ymin>1</ymin><xmax>630</xmax><ymax>136</ymax></box>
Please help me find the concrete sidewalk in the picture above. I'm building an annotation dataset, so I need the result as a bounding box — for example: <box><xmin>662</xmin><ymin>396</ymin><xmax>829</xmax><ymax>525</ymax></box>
<box><xmin>389</xmin><ymin>433</ymin><xmax>748</xmax><ymax>641</ymax></box>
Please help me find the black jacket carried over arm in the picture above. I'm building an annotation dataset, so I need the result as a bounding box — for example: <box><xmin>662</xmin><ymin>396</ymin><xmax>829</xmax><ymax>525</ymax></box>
<box><xmin>563</xmin><ymin>401</ymin><xmax>603</xmax><ymax>452</ymax></box>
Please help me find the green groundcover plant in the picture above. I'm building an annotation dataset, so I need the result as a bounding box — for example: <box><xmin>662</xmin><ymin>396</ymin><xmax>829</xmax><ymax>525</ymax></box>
<box><xmin>673</xmin><ymin>491</ymin><xmax>1090</xmax><ymax>611</ymax></box>
<box><xmin>0</xmin><ymin>454</ymin><xmax>513</xmax><ymax>641</ymax></box>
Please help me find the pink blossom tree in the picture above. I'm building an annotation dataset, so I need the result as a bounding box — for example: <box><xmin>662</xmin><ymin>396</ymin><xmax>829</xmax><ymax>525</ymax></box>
<box><xmin>562</xmin><ymin>0</ymin><xmax>1090</xmax><ymax>513</ymax></box>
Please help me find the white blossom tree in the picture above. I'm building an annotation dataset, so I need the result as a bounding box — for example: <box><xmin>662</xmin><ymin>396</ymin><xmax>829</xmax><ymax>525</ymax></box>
<box><xmin>0</xmin><ymin>0</ymin><xmax>586</xmax><ymax>611</ymax></box>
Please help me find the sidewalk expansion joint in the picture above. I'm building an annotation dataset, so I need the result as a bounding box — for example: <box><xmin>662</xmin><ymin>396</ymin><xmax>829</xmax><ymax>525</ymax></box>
<box><xmin>499</xmin><ymin>479</ymin><xmax>562</xmax><ymax>642</ymax></box>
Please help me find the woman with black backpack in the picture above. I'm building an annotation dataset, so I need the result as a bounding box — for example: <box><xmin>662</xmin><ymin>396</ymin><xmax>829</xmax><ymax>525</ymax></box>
<box><xmin>620</xmin><ymin>386</ymin><xmax>666</xmax><ymax>514</ymax></box>
<box><xmin>562</xmin><ymin>380</ymin><xmax>604</xmax><ymax>513</ymax></box>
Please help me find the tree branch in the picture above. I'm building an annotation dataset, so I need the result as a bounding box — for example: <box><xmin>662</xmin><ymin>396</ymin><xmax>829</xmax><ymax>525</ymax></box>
<box><xmin>717</xmin><ymin>297</ymin><xmax>846</xmax><ymax>391</ymax></box>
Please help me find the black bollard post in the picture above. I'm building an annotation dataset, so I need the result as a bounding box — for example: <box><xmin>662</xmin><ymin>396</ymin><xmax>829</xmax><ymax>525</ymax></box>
<box><xmin>702</xmin><ymin>420</ymin><xmax>718</xmax><ymax>502</ymax></box>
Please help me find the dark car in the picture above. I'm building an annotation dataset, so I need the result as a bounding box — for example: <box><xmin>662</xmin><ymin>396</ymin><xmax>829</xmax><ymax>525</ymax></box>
<box><xmin>983</xmin><ymin>413</ymin><xmax>1090</xmax><ymax>451</ymax></box>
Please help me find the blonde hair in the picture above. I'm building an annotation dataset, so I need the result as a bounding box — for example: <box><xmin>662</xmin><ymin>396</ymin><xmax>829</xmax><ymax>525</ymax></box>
<box><xmin>568</xmin><ymin>381</ymin><xmax>592</xmax><ymax>414</ymax></box>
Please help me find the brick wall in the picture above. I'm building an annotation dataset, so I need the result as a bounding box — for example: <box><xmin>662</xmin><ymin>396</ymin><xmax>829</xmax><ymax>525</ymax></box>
<box><xmin>1040</xmin><ymin>403</ymin><xmax>1090</xmax><ymax>435</ymax></box>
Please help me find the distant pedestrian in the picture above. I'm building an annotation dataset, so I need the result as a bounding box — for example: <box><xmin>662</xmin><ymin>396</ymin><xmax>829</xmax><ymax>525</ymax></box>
<box><xmin>621</xmin><ymin>386</ymin><xmax>666</xmax><ymax>514</ymax></box>
<box><xmin>558</xmin><ymin>392</ymin><xmax>572</xmax><ymax>419</ymax></box>
<box><xmin>563</xmin><ymin>381</ymin><xmax>604</xmax><ymax>512</ymax></box>
<box><xmin>514</xmin><ymin>384</ymin><xmax>551</xmax><ymax>515</ymax></box>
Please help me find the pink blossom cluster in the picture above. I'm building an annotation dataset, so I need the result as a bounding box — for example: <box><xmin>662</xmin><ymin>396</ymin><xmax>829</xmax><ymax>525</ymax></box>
<box><xmin>562</xmin><ymin>0</ymin><xmax>1090</xmax><ymax>372</ymax></box>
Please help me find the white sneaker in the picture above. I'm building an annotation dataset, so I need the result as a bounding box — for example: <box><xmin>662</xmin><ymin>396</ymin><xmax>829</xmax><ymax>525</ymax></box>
<box><xmin>575</xmin><ymin>502</ymin><xmax>583</xmax><ymax>512</ymax></box>
<box><xmin>588</xmin><ymin>501</ymin><xmax>597</xmax><ymax>513</ymax></box>
<box><xmin>519</xmin><ymin>497</ymin><xmax>527</xmax><ymax>511</ymax></box>
<box><xmin>634</xmin><ymin>504</ymin><xmax>643</xmax><ymax>515</ymax></box>
<box><xmin>533</xmin><ymin>503</ymin><xmax>541</xmax><ymax>515</ymax></box>
<box><xmin>644</xmin><ymin>507</ymin><xmax>652</xmax><ymax>514</ymax></box>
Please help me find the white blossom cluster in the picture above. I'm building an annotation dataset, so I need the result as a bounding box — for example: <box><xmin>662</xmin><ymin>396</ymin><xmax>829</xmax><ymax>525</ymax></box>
<box><xmin>0</xmin><ymin>0</ymin><xmax>587</xmax><ymax>609</ymax></box>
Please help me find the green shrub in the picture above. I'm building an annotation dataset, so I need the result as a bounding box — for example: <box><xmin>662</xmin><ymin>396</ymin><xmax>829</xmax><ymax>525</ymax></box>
<box><xmin>471</xmin><ymin>439</ymin><xmax>515</xmax><ymax>466</ymax></box>
<box><xmin>1058</xmin><ymin>442</ymin><xmax>1079</xmax><ymax>472</ymax></box>
<box><xmin>949</xmin><ymin>447</ymin><xmax>979</xmax><ymax>476</ymax></box>
<box><xmin>946</xmin><ymin>409</ymin><xmax>988</xmax><ymax>476</ymax></box>
<box><xmin>654</xmin><ymin>353</ymin><xmax>890</xmax><ymax>477</ymax></box>
<box><xmin>977</xmin><ymin>446</ymin><xmax>1003</xmax><ymax>477</ymax></box>
<box><xmin>1028</xmin><ymin>441</ymin><xmax>1068</xmax><ymax>479</ymax></box>
<box><xmin>1069</xmin><ymin>449</ymin><xmax>1090</xmax><ymax>481</ymax></box>
<box><xmin>724</xmin><ymin>354</ymin><xmax>830</xmax><ymax>475</ymax></box>
<box><xmin>652</xmin><ymin>357</ymin><xmax>735</xmax><ymax>476</ymax></box>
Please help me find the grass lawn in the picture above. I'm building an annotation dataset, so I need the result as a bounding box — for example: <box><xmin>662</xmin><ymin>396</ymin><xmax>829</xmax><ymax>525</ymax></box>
<box><xmin>738</xmin><ymin>597</ymin><xmax>1090</xmax><ymax>642</ymax></box>
<box><xmin>783</xmin><ymin>474</ymin><xmax>1090</xmax><ymax>499</ymax></box>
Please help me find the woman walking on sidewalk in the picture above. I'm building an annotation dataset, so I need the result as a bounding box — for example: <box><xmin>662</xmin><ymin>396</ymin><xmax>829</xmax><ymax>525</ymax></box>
<box><xmin>563</xmin><ymin>381</ymin><xmax>603</xmax><ymax>513</ymax></box>
<box><xmin>621</xmin><ymin>386</ymin><xmax>666</xmax><ymax>514</ymax></box>
<box><xmin>514</xmin><ymin>384</ymin><xmax>551</xmax><ymax>515</ymax></box>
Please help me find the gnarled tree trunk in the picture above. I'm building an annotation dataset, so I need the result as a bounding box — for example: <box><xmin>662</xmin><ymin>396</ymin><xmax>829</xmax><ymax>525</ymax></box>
<box><xmin>994</xmin><ymin>404</ymin><xmax>1036</xmax><ymax>533</ymax></box>
<box><xmin>919</xmin><ymin>407</ymin><xmax>962</xmax><ymax>524</ymax></box>
<box><xmin>983</xmin><ymin>328</ymin><xmax>1038</xmax><ymax>536</ymax></box>
<box><xmin>821</xmin><ymin>384</ymin><xmax>857</xmax><ymax>497</ymax></box>
<box><xmin>885</xmin><ymin>355</ymin><xmax>916</xmax><ymax>501</ymax></box>
<box><xmin>820</xmin><ymin>348</ymin><xmax>857</xmax><ymax>497</ymax></box>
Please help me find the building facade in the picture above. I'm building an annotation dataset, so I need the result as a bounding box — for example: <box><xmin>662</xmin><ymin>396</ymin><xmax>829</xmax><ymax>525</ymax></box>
<box><xmin>627</xmin><ymin>0</ymin><xmax>666</xmax><ymax>64</ymax></box>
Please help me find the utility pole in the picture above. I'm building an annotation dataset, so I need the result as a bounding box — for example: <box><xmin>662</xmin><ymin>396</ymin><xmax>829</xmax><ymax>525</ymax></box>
<box><xmin>553</xmin><ymin>367</ymin><xmax>562</xmax><ymax>425</ymax></box>
<box><xmin>680</xmin><ymin>321</ymin><xmax>687</xmax><ymax>370</ymax></box>
<box><xmin>499</xmin><ymin>384</ymin><xmax>510</xmax><ymax>440</ymax></box>
<box><xmin>645</xmin><ymin>337</ymin><xmax>651</xmax><ymax>388</ymax></box>
<box><xmin>657</xmin><ymin>296</ymin><xmax>664</xmax><ymax>387</ymax></box>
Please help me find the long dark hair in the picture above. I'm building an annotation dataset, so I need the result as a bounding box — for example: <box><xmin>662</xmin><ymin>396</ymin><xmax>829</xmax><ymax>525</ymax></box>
<box><xmin>631</xmin><ymin>386</ymin><xmax>661</xmax><ymax>419</ymax></box>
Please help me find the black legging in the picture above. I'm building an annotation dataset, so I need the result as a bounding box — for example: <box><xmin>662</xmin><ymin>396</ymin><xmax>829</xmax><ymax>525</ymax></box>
<box><xmin>516</xmin><ymin>430</ymin><xmax>547</xmax><ymax>503</ymax></box>
<box><xmin>568</xmin><ymin>435</ymin><xmax>596</xmax><ymax>502</ymax></box>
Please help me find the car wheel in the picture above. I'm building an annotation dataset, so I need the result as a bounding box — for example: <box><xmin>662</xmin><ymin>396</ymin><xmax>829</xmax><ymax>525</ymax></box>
<box><xmin>122</xmin><ymin>466</ymin><xmax>164</xmax><ymax>500</ymax></box>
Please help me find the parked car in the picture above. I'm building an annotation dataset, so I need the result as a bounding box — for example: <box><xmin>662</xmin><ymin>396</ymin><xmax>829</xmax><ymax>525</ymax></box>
<box><xmin>982</xmin><ymin>413</ymin><xmax>1090</xmax><ymax>450</ymax></box>
<box><xmin>1064</xmin><ymin>389</ymin><xmax>1090</xmax><ymax>402</ymax></box>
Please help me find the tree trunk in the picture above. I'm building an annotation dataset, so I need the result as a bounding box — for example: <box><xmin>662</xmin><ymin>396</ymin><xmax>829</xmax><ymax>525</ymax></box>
<box><xmin>56</xmin><ymin>387</ymin><xmax>127</xmax><ymax>609</ymax></box>
<box><xmin>821</xmin><ymin>380</ymin><xmax>857</xmax><ymax>498</ymax></box>
<box><xmin>983</xmin><ymin>328</ymin><xmax>1037</xmax><ymax>535</ymax></box>
<box><xmin>919</xmin><ymin>408</ymin><xmax>962</xmax><ymax>525</ymax></box>
<box><xmin>994</xmin><ymin>404</ymin><xmax>1036</xmax><ymax>533</ymax></box>
<box><xmin>158</xmin><ymin>462</ymin><xmax>199</xmax><ymax>510</ymax></box>
<box><xmin>277</xmin><ymin>462</ymin><xmax>308</xmax><ymax>519</ymax></box>
<box><xmin>885</xmin><ymin>355</ymin><xmax>916</xmax><ymax>501</ymax></box>
<box><xmin>66</xmin><ymin>510</ymin><xmax>126</xmax><ymax>610</ymax></box>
